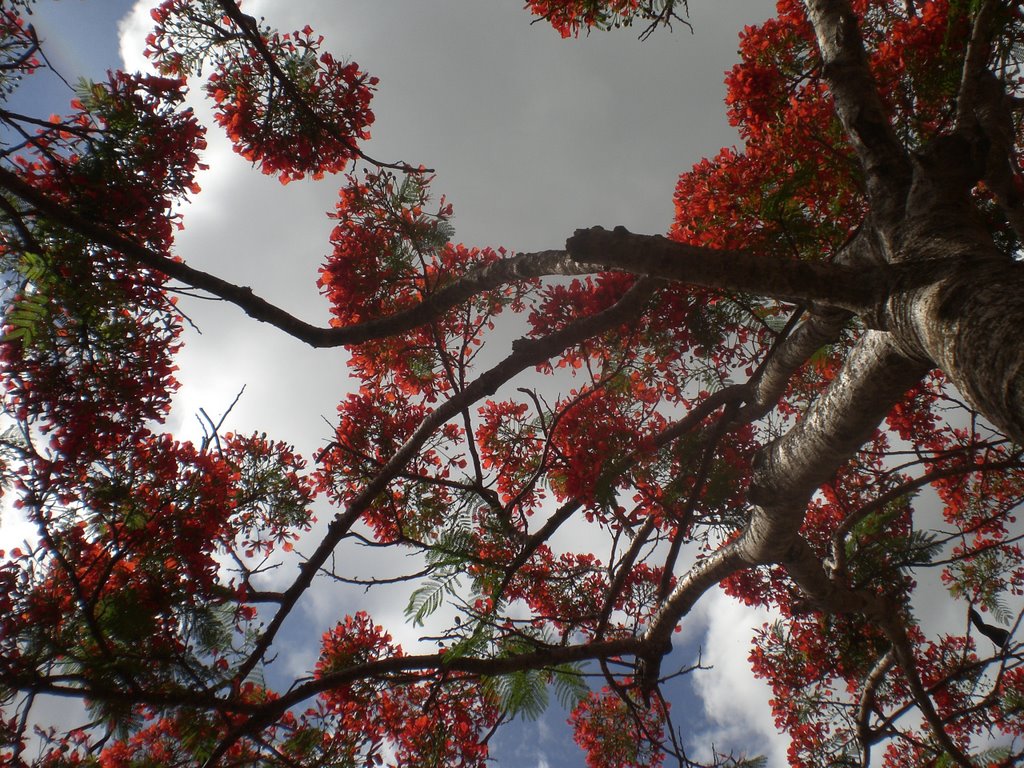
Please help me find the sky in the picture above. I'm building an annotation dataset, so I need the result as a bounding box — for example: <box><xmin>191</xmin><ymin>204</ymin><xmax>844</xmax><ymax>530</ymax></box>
<box><xmin>0</xmin><ymin>0</ymin><xmax>814</xmax><ymax>764</ymax></box>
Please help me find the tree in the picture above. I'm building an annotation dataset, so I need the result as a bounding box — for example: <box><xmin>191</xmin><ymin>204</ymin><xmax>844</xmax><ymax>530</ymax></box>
<box><xmin>0</xmin><ymin>0</ymin><xmax>1023</xmax><ymax>765</ymax></box>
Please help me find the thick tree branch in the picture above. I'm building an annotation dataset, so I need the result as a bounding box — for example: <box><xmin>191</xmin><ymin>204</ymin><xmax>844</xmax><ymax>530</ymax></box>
<box><xmin>784</xmin><ymin>547</ymin><xmax>973</xmax><ymax>764</ymax></box>
<box><xmin>954</xmin><ymin>0</ymin><xmax>998</xmax><ymax>130</ymax></box>
<box><xmin>856</xmin><ymin>649</ymin><xmax>895</xmax><ymax>767</ymax></box>
<box><xmin>7</xmin><ymin>1</ymin><xmax>1024</xmax><ymax>763</ymax></box>
<box><xmin>971</xmin><ymin>69</ymin><xmax>1024</xmax><ymax>240</ymax></box>
<box><xmin>782</xmin><ymin>539</ymin><xmax>882</xmax><ymax>614</ymax></box>
<box><xmin>1</xmin><ymin>674</ymin><xmax>252</xmax><ymax>715</ymax></box>
<box><xmin>882</xmin><ymin>614</ymin><xmax>974</xmax><ymax>767</ymax></box>
<box><xmin>644</xmin><ymin>332</ymin><xmax>927</xmax><ymax>655</ymax></box>
<box><xmin>885</xmin><ymin>257</ymin><xmax>1024</xmax><ymax>444</ymax></box>
<box><xmin>802</xmin><ymin>0</ymin><xmax>912</xmax><ymax>230</ymax></box>
<box><xmin>208</xmin><ymin>637</ymin><xmax>641</xmax><ymax>766</ymax></box>
<box><xmin>564</xmin><ymin>225</ymin><xmax>888</xmax><ymax>313</ymax></box>
<box><xmin>643</xmin><ymin>539</ymin><xmax>746</xmax><ymax>653</ymax></box>
<box><xmin>0</xmin><ymin>166</ymin><xmax>594</xmax><ymax>345</ymax></box>
<box><xmin>746</xmin><ymin>331</ymin><xmax>928</xmax><ymax>553</ymax></box>
<box><xmin>736</xmin><ymin>308</ymin><xmax>851</xmax><ymax>422</ymax></box>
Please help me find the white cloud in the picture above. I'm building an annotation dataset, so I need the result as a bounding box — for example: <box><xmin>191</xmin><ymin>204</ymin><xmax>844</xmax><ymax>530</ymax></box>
<box><xmin>690</xmin><ymin>590</ymin><xmax>790</xmax><ymax>766</ymax></box>
<box><xmin>119</xmin><ymin>1</ymin><xmax>161</xmax><ymax>75</ymax></box>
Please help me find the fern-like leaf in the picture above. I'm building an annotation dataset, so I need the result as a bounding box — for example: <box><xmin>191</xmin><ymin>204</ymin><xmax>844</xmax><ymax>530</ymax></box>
<box><xmin>405</xmin><ymin>572</ymin><xmax>460</xmax><ymax>627</ymax></box>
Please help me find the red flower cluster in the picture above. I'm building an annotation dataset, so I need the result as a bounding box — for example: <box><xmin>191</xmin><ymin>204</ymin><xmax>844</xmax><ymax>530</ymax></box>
<box><xmin>147</xmin><ymin>1</ymin><xmax>375</xmax><ymax>182</ymax></box>
<box><xmin>527</xmin><ymin>0</ymin><xmax>643</xmax><ymax>37</ymax></box>
<box><xmin>570</xmin><ymin>688</ymin><xmax>667</xmax><ymax>768</ymax></box>
<box><xmin>0</xmin><ymin>9</ymin><xmax>39</xmax><ymax>94</ymax></box>
<box><xmin>12</xmin><ymin>71</ymin><xmax>206</xmax><ymax>252</ymax></box>
<box><xmin>320</xmin><ymin>170</ymin><xmax>521</xmax><ymax>405</ymax></box>
<box><xmin>4</xmin><ymin>0</ymin><xmax>1024</xmax><ymax>764</ymax></box>
<box><xmin>315</xmin><ymin>612</ymin><xmax>498</xmax><ymax>766</ymax></box>
<box><xmin>319</xmin><ymin>171</ymin><xmax>455</xmax><ymax>327</ymax></box>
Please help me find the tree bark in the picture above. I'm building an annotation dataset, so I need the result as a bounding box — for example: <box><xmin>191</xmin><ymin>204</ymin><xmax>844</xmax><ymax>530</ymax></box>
<box><xmin>885</xmin><ymin>257</ymin><xmax>1024</xmax><ymax>445</ymax></box>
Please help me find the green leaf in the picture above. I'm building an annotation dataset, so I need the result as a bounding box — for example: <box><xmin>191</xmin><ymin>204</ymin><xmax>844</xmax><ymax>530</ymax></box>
<box><xmin>552</xmin><ymin>663</ymin><xmax>588</xmax><ymax>709</ymax></box>
<box><xmin>0</xmin><ymin>327</ymin><xmax>28</xmax><ymax>344</ymax></box>
<box><xmin>724</xmin><ymin>757</ymin><xmax>768</xmax><ymax>768</ymax></box>
<box><xmin>2</xmin><ymin>291</ymin><xmax>52</xmax><ymax>346</ymax></box>
<box><xmin>485</xmin><ymin>669</ymin><xmax>549</xmax><ymax>720</ymax></box>
<box><xmin>405</xmin><ymin>572</ymin><xmax>461</xmax><ymax>627</ymax></box>
<box><xmin>186</xmin><ymin>603</ymin><xmax>235</xmax><ymax>656</ymax></box>
<box><xmin>974</xmin><ymin>746</ymin><xmax>1011</xmax><ymax>766</ymax></box>
<box><xmin>444</xmin><ymin>620</ymin><xmax>495</xmax><ymax>664</ymax></box>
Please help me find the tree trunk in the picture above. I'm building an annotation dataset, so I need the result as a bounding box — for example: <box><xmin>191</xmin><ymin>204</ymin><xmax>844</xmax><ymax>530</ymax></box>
<box><xmin>886</xmin><ymin>255</ymin><xmax>1024</xmax><ymax>445</ymax></box>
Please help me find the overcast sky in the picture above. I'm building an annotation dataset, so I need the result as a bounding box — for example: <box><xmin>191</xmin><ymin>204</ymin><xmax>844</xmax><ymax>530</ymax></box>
<box><xmin>1</xmin><ymin>1</ymin><xmax>815</xmax><ymax>764</ymax></box>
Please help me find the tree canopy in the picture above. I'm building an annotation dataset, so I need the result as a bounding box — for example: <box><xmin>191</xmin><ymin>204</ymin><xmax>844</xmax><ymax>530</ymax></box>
<box><xmin>1</xmin><ymin>0</ymin><xmax>1024</xmax><ymax>766</ymax></box>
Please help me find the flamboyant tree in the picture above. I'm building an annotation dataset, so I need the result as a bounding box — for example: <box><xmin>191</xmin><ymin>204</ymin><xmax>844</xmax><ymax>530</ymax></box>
<box><xmin>1</xmin><ymin>0</ymin><xmax>1023</xmax><ymax>765</ymax></box>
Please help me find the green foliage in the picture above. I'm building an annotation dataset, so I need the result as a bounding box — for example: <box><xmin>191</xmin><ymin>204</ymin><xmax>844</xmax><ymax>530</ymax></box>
<box><xmin>844</xmin><ymin>494</ymin><xmax>942</xmax><ymax>592</ymax></box>
<box><xmin>721</xmin><ymin>757</ymin><xmax>768</xmax><ymax>768</ymax></box>
<box><xmin>1</xmin><ymin>251</ymin><xmax>54</xmax><ymax>345</ymax></box>
<box><xmin>498</xmin><ymin>627</ymin><xmax>591</xmax><ymax>718</ymax></box>
<box><xmin>381</xmin><ymin>173</ymin><xmax>454</xmax><ymax>273</ymax></box>
<box><xmin>0</xmin><ymin>232</ymin><xmax>155</xmax><ymax>360</ymax></box>
<box><xmin>177</xmin><ymin>710</ymin><xmax>219</xmax><ymax>762</ymax></box>
<box><xmin>232</xmin><ymin>446</ymin><xmax>312</xmax><ymax>532</ymax></box>
<box><xmin>754</xmin><ymin>163</ymin><xmax>844</xmax><ymax>255</ymax></box>
<box><xmin>405</xmin><ymin>571</ymin><xmax>462</xmax><ymax>627</ymax></box>
<box><xmin>146</xmin><ymin>0</ymin><xmax>238</xmax><ymax>77</ymax></box>
<box><xmin>281</xmin><ymin>725</ymin><xmax>329</xmax><ymax>762</ymax></box>
<box><xmin>398</xmin><ymin>173</ymin><xmax>454</xmax><ymax>249</ymax></box>
<box><xmin>482</xmin><ymin>657</ymin><xmax>586</xmax><ymax>720</ymax></box>
<box><xmin>982</xmin><ymin>592</ymin><xmax>1013</xmax><ymax>626</ymax></box>
<box><xmin>183</xmin><ymin>602</ymin><xmax>236</xmax><ymax>656</ymax></box>
<box><xmin>10</xmin><ymin>251</ymin><xmax>50</xmax><ymax>287</ymax></box>
<box><xmin>404</xmin><ymin>497</ymin><xmax>480</xmax><ymax>626</ymax></box>
<box><xmin>1</xmin><ymin>290</ymin><xmax>49</xmax><ymax>345</ymax></box>
<box><xmin>94</xmin><ymin>588</ymin><xmax>158</xmax><ymax>645</ymax></box>
<box><xmin>443</xmin><ymin>620</ymin><xmax>495</xmax><ymax>663</ymax></box>
<box><xmin>1001</xmin><ymin>687</ymin><xmax>1024</xmax><ymax>719</ymax></box>
<box><xmin>484</xmin><ymin>668</ymin><xmax>550</xmax><ymax>720</ymax></box>
<box><xmin>946</xmin><ymin>539</ymin><xmax>1017</xmax><ymax>609</ymax></box>
<box><xmin>552</xmin><ymin>662</ymin><xmax>588</xmax><ymax>709</ymax></box>
<box><xmin>975</xmin><ymin>746</ymin><xmax>1013</xmax><ymax>766</ymax></box>
<box><xmin>85</xmin><ymin>692</ymin><xmax>145</xmax><ymax>740</ymax></box>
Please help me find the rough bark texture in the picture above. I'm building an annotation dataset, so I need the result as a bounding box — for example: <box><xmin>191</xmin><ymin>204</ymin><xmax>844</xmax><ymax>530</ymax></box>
<box><xmin>803</xmin><ymin>0</ymin><xmax>911</xmax><ymax>232</ymax></box>
<box><xmin>744</xmin><ymin>332</ymin><xmax>929</xmax><ymax>557</ymax></box>
<box><xmin>887</xmin><ymin>258</ymin><xmax>1024</xmax><ymax>444</ymax></box>
<box><xmin>566</xmin><ymin>225</ymin><xmax>887</xmax><ymax>313</ymax></box>
<box><xmin>638</xmin><ymin>4</ymin><xmax>1024</xmax><ymax>760</ymax></box>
